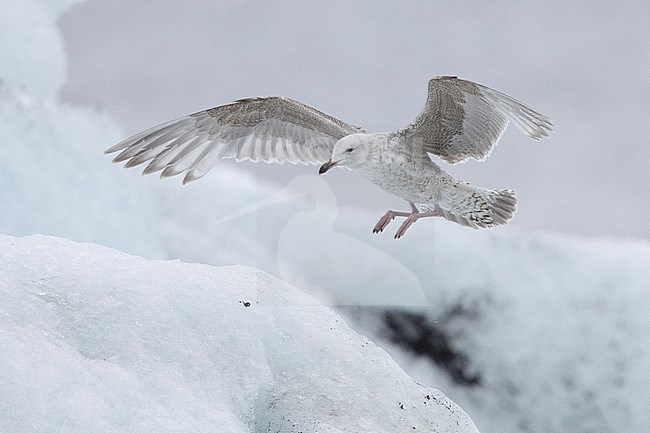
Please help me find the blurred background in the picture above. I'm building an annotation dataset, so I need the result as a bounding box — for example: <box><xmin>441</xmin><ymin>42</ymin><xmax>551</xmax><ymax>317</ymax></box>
<box><xmin>2</xmin><ymin>1</ymin><xmax>649</xmax><ymax>432</ymax></box>
<box><xmin>59</xmin><ymin>0</ymin><xmax>649</xmax><ymax>240</ymax></box>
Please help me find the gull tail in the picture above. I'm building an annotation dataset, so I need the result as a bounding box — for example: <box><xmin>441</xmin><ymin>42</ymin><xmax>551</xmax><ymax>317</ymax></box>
<box><xmin>421</xmin><ymin>184</ymin><xmax>518</xmax><ymax>229</ymax></box>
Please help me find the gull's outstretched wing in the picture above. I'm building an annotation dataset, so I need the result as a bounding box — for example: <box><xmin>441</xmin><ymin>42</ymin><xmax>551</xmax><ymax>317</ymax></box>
<box><xmin>393</xmin><ymin>76</ymin><xmax>553</xmax><ymax>164</ymax></box>
<box><xmin>106</xmin><ymin>97</ymin><xmax>364</xmax><ymax>184</ymax></box>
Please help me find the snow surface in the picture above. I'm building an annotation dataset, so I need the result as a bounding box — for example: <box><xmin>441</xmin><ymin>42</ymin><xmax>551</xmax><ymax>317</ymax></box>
<box><xmin>0</xmin><ymin>233</ymin><xmax>479</xmax><ymax>433</ymax></box>
<box><xmin>2</xmin><ymin>1</ymin><xmax>650</xmax><ymax>432</ymax></box>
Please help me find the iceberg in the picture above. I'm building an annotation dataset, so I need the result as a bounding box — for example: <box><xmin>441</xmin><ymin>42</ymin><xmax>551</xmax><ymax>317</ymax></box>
<box><xmin>0</xmin><ymin>233</ymin><xmax>479</xmax><ymax>433</ymax></box>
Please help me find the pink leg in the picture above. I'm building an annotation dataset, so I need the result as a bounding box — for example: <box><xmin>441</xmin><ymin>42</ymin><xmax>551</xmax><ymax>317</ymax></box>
<box><xmin>373</xmin><ymin>210</ymin><xmax>413</xmax><ymax>233</ymax></box>
<box><xmin>394</xmin><ymin>210</ymin><xmax>440</xmax><ymax>239</ymax></box>
<box><xmin>373</xmin><ymin>202</ymin><xmax>441</xmax><ymax>239</ymax></box>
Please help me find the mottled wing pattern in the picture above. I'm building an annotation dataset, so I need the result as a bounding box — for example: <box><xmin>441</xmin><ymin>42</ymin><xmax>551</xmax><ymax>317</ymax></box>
<box><xmin>395</xmin><ymin>76</ymin><xmax>553</xmax><ymax>164</ymax></box>
<box><xmin>419</xmin><ymin>185</ymin><xmax>518</xmax><ymax>229</ymax></box>
<box><xmin>105</xmin><ymin>97</ymin><xmax>364</xmax><ymax>184</ymax></box>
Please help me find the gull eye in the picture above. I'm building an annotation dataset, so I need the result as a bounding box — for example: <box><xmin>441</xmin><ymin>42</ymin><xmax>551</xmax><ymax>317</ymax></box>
<box><xmin>345</xmin><ymin>147</ymin><xmax>354</xmax><ymax>153</ymax></box>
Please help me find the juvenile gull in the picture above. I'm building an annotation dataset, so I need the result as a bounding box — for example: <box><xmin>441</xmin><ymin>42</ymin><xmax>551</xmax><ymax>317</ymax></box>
<box><xmin>106</xmin><ymin>76</ymin><xmax>553</xmax><ymax>238</ymax></box>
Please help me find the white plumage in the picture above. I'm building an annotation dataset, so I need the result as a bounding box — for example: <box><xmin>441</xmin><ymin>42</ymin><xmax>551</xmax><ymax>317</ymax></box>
<box><xmin>106</xmin><ymin>76</ymin><xmax>553</xmax><ymax>238</ymax></box>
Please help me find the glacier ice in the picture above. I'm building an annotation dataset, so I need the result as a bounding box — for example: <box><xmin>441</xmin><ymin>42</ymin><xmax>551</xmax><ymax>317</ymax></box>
<box><xmin>0</xmin><ymin>233</ymin><xmax>479</xmax><ymax>433</ymax></box>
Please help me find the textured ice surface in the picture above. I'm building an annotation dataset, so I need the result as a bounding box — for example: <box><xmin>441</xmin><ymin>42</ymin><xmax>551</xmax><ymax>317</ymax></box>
<box><xmin>0</xmin><ymin>233</ymin><xmax>479</xmax><ymax>433</ymax></box>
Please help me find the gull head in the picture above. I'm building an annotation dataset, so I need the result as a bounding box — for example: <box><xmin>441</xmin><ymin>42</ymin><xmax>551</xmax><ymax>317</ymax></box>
<box><xmin>319</xmin><ymin>133</ymin><xmax>380</xmax><ymax>174</ymax></box>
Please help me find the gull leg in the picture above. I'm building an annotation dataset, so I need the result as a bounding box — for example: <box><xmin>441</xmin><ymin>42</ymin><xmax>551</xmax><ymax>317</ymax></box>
<box><xmin>373</xmin><ymin>210</ymin><xmax>413</xmax><ymax>233</ymax></box>
<box><xmin>373</xmin><ymin>202</ymin><xmax>441</xmax><ymax>238</ymax></box>
<box><xmin>394</xmin><ymin>210</ymin><xmax>441</xmax><ymax>239</ymax></box>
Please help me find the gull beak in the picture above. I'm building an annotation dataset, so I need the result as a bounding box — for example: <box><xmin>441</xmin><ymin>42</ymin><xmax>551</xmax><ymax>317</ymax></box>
<box><xmin>319</xmin><ymin>160</ymin><xmax>339</xmax><ymax>175</ymax></box>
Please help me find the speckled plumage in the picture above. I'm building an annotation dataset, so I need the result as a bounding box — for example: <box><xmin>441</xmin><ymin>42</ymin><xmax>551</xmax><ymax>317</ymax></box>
<box><xmin>332</xmin><ymin>133</ymin><xmax>519</xmax><ymax>231</ymax></box>
<box><xmin>106</xmin><ymin>76</ymin><xmax>553</xmax><ymax>237</ymax></box>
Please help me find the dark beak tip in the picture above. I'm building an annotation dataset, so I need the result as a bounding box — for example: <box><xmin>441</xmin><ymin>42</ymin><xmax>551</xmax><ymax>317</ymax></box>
<box><xmin>319</xmin><ymin>160</ymin><xmax>336</xmax><ymax>175</ymax></box>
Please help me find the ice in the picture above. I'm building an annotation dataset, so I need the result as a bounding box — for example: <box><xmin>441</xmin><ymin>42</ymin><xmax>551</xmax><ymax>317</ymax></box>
<box><xmin>2</xmin><ymin>0</ymin><xmax>650</xmax><ymax>432</ymax></box>
<box><xmin>0</xmin><ymin>0</ymin><xmax>79</xmax><ymax>97</ymax></box>
<box><xmin>345</xmin><ymin>225</ymin><xmax>650</xmax><ymax>433</ymax></box>
<box><xmin>0</xmin><ymin>233</ymin><xmax>479</xmax><ymax>433</ymax></box>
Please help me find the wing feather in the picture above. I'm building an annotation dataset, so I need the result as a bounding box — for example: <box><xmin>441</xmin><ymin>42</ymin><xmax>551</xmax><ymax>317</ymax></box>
<box><xmin>106</xmin><ymin>96</ymin><xmax>364</xmax><ymax>183</ymax></box>
<box><xmin>393</xmin><ymin>76</ymin><xmax>553</xmax><ymax>164</ymax></box>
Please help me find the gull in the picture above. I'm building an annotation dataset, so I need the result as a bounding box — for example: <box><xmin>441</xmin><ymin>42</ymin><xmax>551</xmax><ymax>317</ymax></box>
<box><xmin>106</xmin><ymin>76</ymin><xmax>553</xmax><ymax>238</ymax></box>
